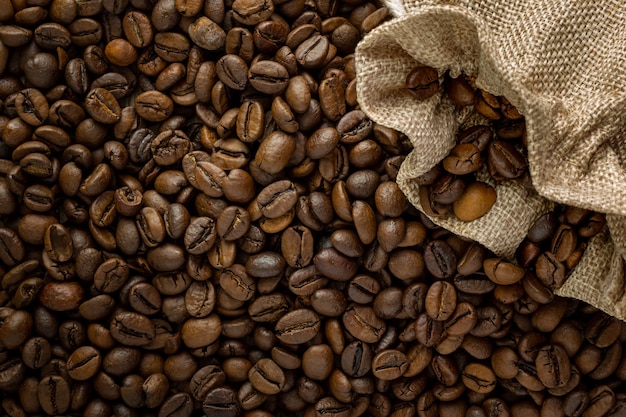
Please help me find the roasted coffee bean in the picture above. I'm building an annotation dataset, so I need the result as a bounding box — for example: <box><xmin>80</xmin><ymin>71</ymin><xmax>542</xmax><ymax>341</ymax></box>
<box><xmin>443</xmin><ymin>143</ymin><xmax>482</xmax><ymax>175</ymax></box>
<box><xmin>488</xmin><ymin>140</ymin><xmax>527</xmax><ymax>179</ymax></box>
<box><xmin>424</xmin><ymin>240</ymin><xmax>457</xmax><ymax>279</ymax></box>
<box><xmin>110</xmin><ymin>311</ymin><xmax>155</xmax><ymax>346</ymax></box>
<box><xmin>0</xmin><ymin>227</ymin><xmax>25</xmax><ymax>266</ymax></box>
<box><xmin>406</xmin><ymin>66</ymin><xmax>439</xmax><ymax>100</ymax></box>
<box><xmin>483</xmin><ymin>258</ymin><xmax>525</xmax><ymax>285</ymax></box>
<box><xmin>179</xmin><ymin>314</ymin><xmax>222</xmax><ymax>349</ymax></box>
<box><xmin>248</xmin><ymin>358</ymin><xmax>285</xmax><ymax>394</ymax></box>
<box><xmin>425</xmin><ymin>281</ymin><xmax>457</xmax><ymax>321</ymax></box>
<box><xmin>453</xmin><ymin>181</ymin><xmax>497</xmax><ymax>222</ymax></box>
<box><xmin>38</xmin><ymin>375</ymin><xmax>71</xmax><ymax>415</ymax></box>
<box><xmin>189</xmin><ymin>16</ymin><xmax>226</xmax><ymax>51</ymax></box>
<box><xmin>84</xmin><ymin>88</ymin><xmax>121</xmax><ymax>124</ymax></box>
<box><xmin>135</xmin><ymin>91</ymin><xmax>174</xmax><ymax>122</ymax></box>
<box><xmin>67</xmin><ymin>346</ymin><xmax>101</xmax><ymax>381</ymax></box>
<box><xmin>535</xmin><ymin>344</ymin><xmax>571</xmax><ymax>388</ymax></box>
<box><xmin>15</xmin><ymin>88</ymin><xmax>49</xmax><ymax>127</ymax></box>
<box><xmin>39</xmin><ymin>282</ymin><xmax>84</xmax><ymax>311</ymax></box>
<box><xmin>275</xmin><ymin>309</ymin><xmax>321</xmax><ymax>344</ymax></box>
<box><xmin>216</xmin><ymin>54</ymin><xmax>249</xmax><ymax>90</ymax></box>
<box><xmin>461</xmin><ymin>363</ymin><xmax>496</xmax><ymax>394</ymax></box>
<box><xmin>372</xmin><ymin>349</ymin><xmax>408</xmax><ymax>380</ymax></box>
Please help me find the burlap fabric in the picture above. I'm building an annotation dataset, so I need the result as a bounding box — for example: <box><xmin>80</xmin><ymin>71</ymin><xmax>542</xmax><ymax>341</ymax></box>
<box><xmin>355</xmin><ymin>0</ymin><xmax>626</xmax><ymax>319</ymax></box>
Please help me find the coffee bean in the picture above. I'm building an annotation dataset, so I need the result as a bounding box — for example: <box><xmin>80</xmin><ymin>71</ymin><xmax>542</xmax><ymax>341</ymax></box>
<box><xmin>372</xmin><ymin>349</ymin><xmax>408</xmax><ymax>380</ymax></box>
<box><xmin>452</xmin><ymin>181</ymin><xmax>497</xmax><ymax>222</ymax></box>
<box><xmin>483</xmin><ymin>258</ymin><xmax>525</xmax><ymax>285</ymax></box>
<box><xmin>406</xmin><ymin>66</ymin><xmax>439</xmax><ymax>100</ymax></box>
<box><xmin>275</xmin><ymin>309</ymin><xmax>320</xmax><ymax>344</ymax></box>
<box><xmin>181</xmin><ymin>314</ymin><xmax>221</xmax><ymax>348</ymax></box>
<box><xmin>84</xmin><ymin>88</ymin><xmax>121</xmax><ymax>124</ymax></box>
<box><xmin>39</xmin><ymin>282</ymin><xmax>84</xmax><ymax>311</ymax></box>
<box><xmin>535</xmin><ymin>344</ymin><xmax>571</xmax><ymax>388</ymax></box>
<box><xmin>315</xmin><ymin>397</ymin><xmax>352</xmax><ymax>417</ymax></box>
<box><xmin>585</xmin><ymin>312</ymin><xmax>621</xmax><ymax>348</ymax></box>
<box><xmin>248</xmin><ymin>358</ymin><xmax>285</xmax><ymax>394</ymax></box>
<box><xmin>461</xmin><ymin>363</ymin><xmax>496</xmax><ymax>394</ymax></box>
<box><xmin>67</xmin><ymin>346</ymin><xmax>102</xmax><ymax>381</ymax></box>
<box><xmin>0</xmin><ymin>227</ymin><xmax>25</xmax><ymax>266</ymax></box>
<box><xmin>488</xmin><ymin>139</ymin><xmax>527</xmax><ymax>179</ymax></box>
<box><xmin>343</xmin><ymin>304</ymin><xmax>386</xmax><ymax>343</ymax></box>
<box><xmin>425</xmin><ymin>281</ymin><xmax>457</xmax><ymax>321</ymax></box>
<box><xmin>189</xmin><ymin>16</ymin><xmax>225</xmax><ymax>51</ymax></box>
<box><xmin>135</xmin><ymin>91</ymin><xmax>174</xmax><ymax>122</ymax></box>
<box><xmin>424</xmin><ymin>240</ymin><xmax>457</xmax><ymax>279</ymax></box>
<box><xmin>110</xmin><ymin>311</ymin><xmax>155</xmax><ymax>347</ymax></box>
<box><xmin>232</xmin><ymin>0</ymin><xmax>274</xmax><ymax>25</ymax></box>
<box><xmin>38</xmin><ymin>375</ymin><xmax>71</xmax><ymax>415</ymax></box>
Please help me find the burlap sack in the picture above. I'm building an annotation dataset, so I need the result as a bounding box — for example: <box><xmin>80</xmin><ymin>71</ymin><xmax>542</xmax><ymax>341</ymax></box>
<box><xmin>355</xmin><ymin>0</ymin><xmax>626</xmax><ymax>319</ymax></box>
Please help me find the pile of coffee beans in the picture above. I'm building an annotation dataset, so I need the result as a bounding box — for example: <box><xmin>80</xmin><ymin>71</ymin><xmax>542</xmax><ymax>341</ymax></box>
<box><xmin>0</xmin><ymin>1</ymin><xmax>625</xmax><ymax>417</ymax></box>
<box><xmin>407</xmin><ymin>67</ymin><xmax>531</xmax><ymax>222</ymax></box>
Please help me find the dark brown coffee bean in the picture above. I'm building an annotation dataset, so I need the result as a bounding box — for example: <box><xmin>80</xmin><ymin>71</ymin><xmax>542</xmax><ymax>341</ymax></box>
<box><xmin>183</xmin><ymin>216</ymin><xmax>217</xmax><ymax>255</ymax></box>
<box><xmin>343</xmin><ymin>304</ymin><xmax>386</xmax><ymax>343</ymax></box>
<box><xmin>535</xmin><ymin>344</ymin><xmax>571</xmax><ymax>389</ymax></box>
<box><xmin>189</xmin><ymin>16</ymin><xmax>226</xmax><ymax>51</ymax></box>
<box><xmin>424</xmin><ymin>240</ymin><xmax>457</xmax><ymax>279</ymax></box>
<box><xmin>314</xmin><ymin>247</ymin><xmax>358</xmax><ymax>281</ymax></box>
<box><xmin>15</xmin><ymin>88</ymin><xmax>48</xmax><ymax>127</ymax></box>
<box><xmin>248</xmin><ymin>358</ymin><xmax>285</xmax><ymax>395</ymax></box>
<box><xmin>535</xmin><ymin>252</ymin><xmax>567</xmax><ymax>290</ymax></box>
<box><xmin>110</xmin><ymin>311</ymin><xmax>155</xmax><ymax>347</ymax></box>
<box><xmin>443</xmin><ymin>143</ymin><xmax>482</xmax><ymax>175</ymax></box>
<box><xmin>94</xmin><ymin>257</ymin><xmax>129</xmax><ymax>293</ymax></box>
<box><xmin>136</xmin><ymin>207</ymin><xmax>166</xmax><ymax>248</ymax></box>
<box><xmin>150</xmin><ymin>129</ymin><xmax>191</xmax><ymax>166</ymax></box>
<box><xmin>425</xmin><ymin>281</ymin><xmax>457</xmax><ymax>321</ymax></box>
<box><xmin>257</xmin><ymin>179</ymin><xmax>298</xmax><ymax>219</ymax></box>
<box><xmin>21</xmin><ymin>337</ymin><xmax>51</xmax><ymax>370</ymax></box>
<box><xmin>483</xmin><ymin>258</ymin><xmax>525</xmax><ymax>285</ymax></box>
<box><xmin>67</xmin><ymin>346</ymin><xmax>101</xmax><ymax>381</ymax></box>
<box><xmin>232</xmin><ymin>0</ymin><xmax>274</xmax><ymax>25</ymax></box>
<box><xmin>585</xmin><ymin>312</ymin><xmax>621</xmax><ymax>348</ymax></box>
<box><xmin>254</xmin><ymin>130</ymin><xmax>295</xmax><ymax>174</ymax></box>
<box><xmin>84</xmin><ymin>88</ymin><xmax>121</xmax><ymax>124</ymax></box>
<box><xmin>319</xmin><ymin>74</ymin><xmax>346</xmax><ymax>121</ymax></box>
<box><xmin>488</xmin><ymin>140</ymin><xmax>526</xmax><ymax>179</ymax></box>
<box><xmin>181</xmin><ymin>314</ymin><xmax>221</xmax><ymax>349</ymax></box>
<box><xmin>216</xmin><ymin>54</ymin><xmax>249</xmax><ymax>90</ymax></box>
<box><xmin>281</xmin><ymin>225</ymin><xmax>314</xmax><ymax>268</ymax></box>
<box><xmin>39</xmin><ymin>282</ymin><xmax>84</xmax><ymax>311</ymax></box>
<box><xmin>461</xmin><ymin>363</ymin><xmax>496</xmax><ymax>394</ymax></box>
<box><xmin>275</xmin><ymin>309</ymin><xmax>321</xmax><ymax>344</ymax></box>
<box><xmin>38</xmin><ymin>375</ymin><xmax>71</xmax><ymax>415</ymax></box>
<box><xmin>248</xmin><ymin>60</ymin><xmax>289</xmax><ymax>94</ymax></box>
<box><xmin>246</xmin><ymin>293</ymin><xmax>287</xmax><ymax>323</ymax></box>
<box><xmin>135</xmin><ymin>91</ymin><xmax>174</xmax><ymax>122</ymax></box>
<box><xmin>0</xmin><ymin>227</ymin><xmax>25</xmax><ymax>266</ymax></box>
<box><xmin>372</xmin><ymin>349</ymin><xmax>408</xmax><ymax>380</ymax></box>
<box><xmin>315</xmin><ymin>397</ymin><xmax>352</xmax><ymax>417</ymax></box>
<box><xmin>446</xmin><ymin>76</ymin><xmax>475</xmax><ymax>106</ymax></box>
<box><xmin>406</xmin><ymin>66</ymin><xmax>439</xmax><ymax>100</ymax></box>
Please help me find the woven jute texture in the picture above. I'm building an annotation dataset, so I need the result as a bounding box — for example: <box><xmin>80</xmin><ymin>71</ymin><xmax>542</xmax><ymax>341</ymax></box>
<box><xmin>355</xmin><ymin>0</ymin><xmax>626</xmax><ymax>319</ymax></box>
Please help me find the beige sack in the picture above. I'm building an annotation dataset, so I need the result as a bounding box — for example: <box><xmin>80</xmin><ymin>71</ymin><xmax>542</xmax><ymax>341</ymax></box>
<box><xmin>355</xmin><ymin>0</ymin><xmax>626</xmax><ymax>319</ymax></box>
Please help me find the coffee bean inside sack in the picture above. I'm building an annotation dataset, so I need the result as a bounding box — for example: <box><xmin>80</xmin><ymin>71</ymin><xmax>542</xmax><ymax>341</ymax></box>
<box><xmin>407</xmin><ymin>67</ymin><xmax>533</xmax><ymax>223</ymax></box>
<box><xmin>0</xmin><ymin>1</ymin><xmax>624</xmax><ymax>417</ymax></box>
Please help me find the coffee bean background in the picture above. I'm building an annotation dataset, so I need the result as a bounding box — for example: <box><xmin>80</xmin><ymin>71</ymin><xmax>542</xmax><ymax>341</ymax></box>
<box><xmin>0</xmin><ymin>0</ymin><xmax>626</xmax><ymax>417</ymax></box>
